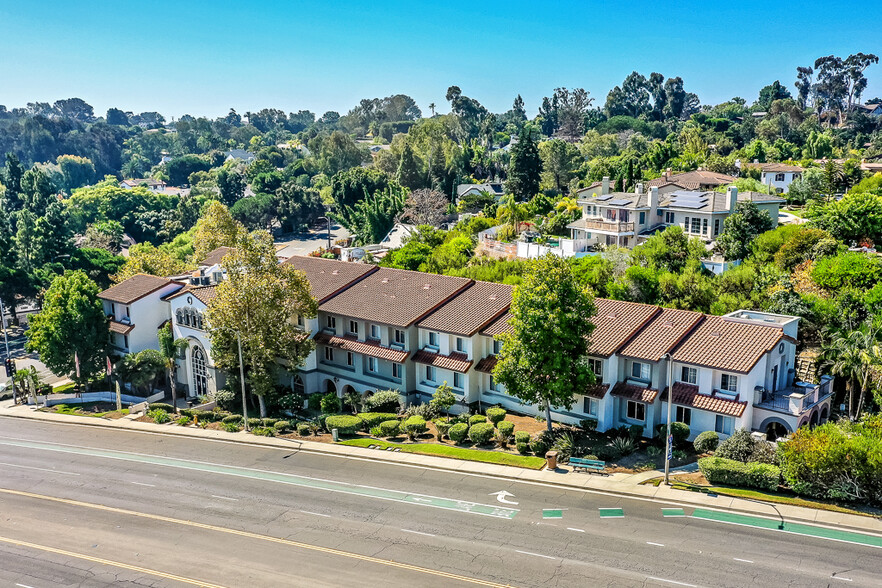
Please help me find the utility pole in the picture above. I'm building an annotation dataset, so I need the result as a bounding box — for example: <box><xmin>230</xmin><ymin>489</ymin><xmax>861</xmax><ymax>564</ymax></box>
<box><xmin>317</xmin><ymin>216</ymin><xmax>332</xmax><ymax>251</ymax></box>
<box><xmin>236</xmin><ymin>330</ymin><xmax>249</xmax><ymax>432</ymax></box>
<box><xmin>663</xmin><ymin>352</ymin><xmax>674</xmax><ymax>485</ymax></box>
<box><xmin>0</xmin><ymin>298</ymin><xmax>9</xmax><ymax>360</ymax></box>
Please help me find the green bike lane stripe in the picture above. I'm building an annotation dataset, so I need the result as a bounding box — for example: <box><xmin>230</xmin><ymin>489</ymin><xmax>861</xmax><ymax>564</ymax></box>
<box><xmin>0</xmin><ymin>438</ymin><xmax>519</xmax><ymax>520</ymax></box>
<box><xmin>691</xmin><ymin>508</ymin><xmax>882</xmax><ymax>549</ymax></box>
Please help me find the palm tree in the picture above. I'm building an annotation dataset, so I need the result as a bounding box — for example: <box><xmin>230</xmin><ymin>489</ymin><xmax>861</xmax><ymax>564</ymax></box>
<box><xmin>159</xmin><ymin>324</ymin><xmax>189</xmax><ymax>413</ymax></box>
<box><xmin>497</xmin><ymin>194</ymin><xmax>529</xmax><ymax>234</ymax></box>
<box><xmin>823</xmin><ymin>323</ymin><xmax>880</xmax><ymax>419</ymax></box>
<box><xmin>428</xmin><ymin>103</ymin><xmax>435</xmax><ymax>117</ymax></box>
<box><xmin>13</xmin><ymin>366</ymin><xmax>42</xmax><ymax>404</ymax></box>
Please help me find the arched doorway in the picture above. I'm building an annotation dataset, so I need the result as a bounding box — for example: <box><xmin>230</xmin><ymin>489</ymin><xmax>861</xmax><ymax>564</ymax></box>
<box><xmin>810</xmin><ymin>409</ymin><xmax>819</xmax><ymax>427</ymax></box>
<box><xmin>820</xmin><ymin>405</ymin><xmax>829</xmax><ymax>423</ymax></box>
<box><xmin>324</xmin><ymin>379</ymin><xmax>337</xmax><ymax>395</ymax></box>
<box><xmin>766</xmin><ymin>421</ymin><xmax>789</xmax><ymax>440</ymax></box>
<box><xmin>191</xmin><ymin>346</ymin><xmax>208</xmax><ymax>398</ymax></box>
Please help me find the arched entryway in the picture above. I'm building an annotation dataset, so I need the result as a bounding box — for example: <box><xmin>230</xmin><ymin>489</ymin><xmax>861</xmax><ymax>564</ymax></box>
<box><xmin>342</xmin><ymin>384</ymin><xmax>356</xmax><ymax>397</ymax></box>
<box><xmin>820</xmin><ymin>405</ymin><xmax>829</xmax><ymax>423</ymax></box>
<box><xmin>293</xmin><ymin>375</ymin><xmax>305</xmax><ymax>397</ymax></box>
<box><xmin>324</xmin><ymin>379</ymin><xmax>337</xmax><ymax>395</ymax></box>
<box><xmin>809</xmin><ymin>409</ymin><xmax>820</xmax><ymax>427</ymax></box>
<box><xmin>766</xmin><ymin>421</ymin><xmax>789</xmax><ymax>440</ymax></box>
<box><xmin>191</xmin><ymin>346</ymin><xmax>208</xmax><ymax>398</ymax></box>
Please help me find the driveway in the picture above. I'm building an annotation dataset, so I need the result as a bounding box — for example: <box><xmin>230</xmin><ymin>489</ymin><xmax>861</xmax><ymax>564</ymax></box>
<box><xmin>274</xmin><ymin>221</ymin><xmax>350</xmax><ymax>258</ymax></box>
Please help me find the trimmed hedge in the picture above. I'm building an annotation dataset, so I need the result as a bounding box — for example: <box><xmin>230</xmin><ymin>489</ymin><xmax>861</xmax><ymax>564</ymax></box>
<box><xmin>469</xmin><ymin>414</ymin><xmax>487</xmax><ymax>425</ymax></box>
<box><xmin>252</xmin><ymin>427</ymin><xmax>275</xmax><ymax>437</ymax></box>
<box><xmin>261</xmin><ymin>418</ymin><xmax>279</xmax><ymax>428</ymax></box>
<box><xmin>222</xmin><ymin>414</ymin><xmax>243</xmax><ymax>424</ymax></box>
<box><xmin>358</xmin><ymin>412</ymin><xmax>400</xmax><ymax>430</ymax></box>
<box><xmin>435</xmin><ymin>421</ymin><xmax>452</xmax><ymax>438</ymax></box>
<box><xmin>449</xmin><ymin>423</ymin><xmax>469</xmax><ymax>443</ymax></box>
<box><xmin>530</xmin><ymin>437</ymin><xmax>549</xmax><ymax>457</ymax></box>
<box><xmin>379</xmin><ymin>420</ymin><xmax>401</xmax><ymax>437</ymax></box>
<box><xmin>694</xmin><ymin>430</ymin><xmax>720</xmax><ymax>453</ymax></box>
<box><xmin>656</xmin><ymin>422</ymin><xmax>690</xmax><ymax>445</ymax></box>
<box><xmin>297</xmin><ymin>422</ymin><xmax>312</xmax><ymax>436</ymax></box>
<box><xmin>698</xmin><ymin>457</ymin><xmax>781</xmax><ymax>491</ymax></box>
<box><xmin>469</xmin><ymin>422</ymin><xmax>495</xmax><ymax>445</ymax></box>
<box><xmin>485</xmin><ymin>407</ymin><xmax>507</xmax><ymax>425</ymax></box>
<box><xmin>274</xmin><ymin>420</ymin><xmax>291</xmax><ymax>433</ymax></box>
<box><xmin>403</xmin><ymin>415</ymin><xmax>428</xmax><ymax>437</ymax></box>
<box><xmin>148</xmin><ymin>403</ymin><xmax>175</xmax><ymax>412</ymax></box>
<box><xmin>516</xmin><ymin>442</ymin><xmax>531</xmax><ymax>455</ymax></box>
<box><xmin>325</xmin><ymin>415</ymin><xmax>363</xmax><ymax>435</ymax></box>
<box><xmin>497</xmin><ymin>421</ymin><xmax>515</xmax><ymax>438</ymax></box>
<box><xmin>514</xmin><ymin>431</ymin><xmax>531</xmax><ymax>444</ymax></box>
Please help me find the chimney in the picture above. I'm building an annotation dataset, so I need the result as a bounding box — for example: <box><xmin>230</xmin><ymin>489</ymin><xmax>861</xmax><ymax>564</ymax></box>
<box><xmin>635</xmin><ymin>182</ymin><xmax>644</xmax><ymax>194</ymax></box>
<box><xmin>649</xmin><ymin>186</ymin><xmax>659</xmax><ymax>210</ymax></box>
<box><xmin>601</xmin><ymin>176</ymin><xmax>610</xmax><ymax>195</ymax></box>
<box><xmin>664</xmin><ymin>168</ymin><xmax>671</xmax><ymax>180</ymax></box>
<box><xmin>727</xmin><ymin>186</ymin><xmax>738</xmax><ymax>212</ymax></box>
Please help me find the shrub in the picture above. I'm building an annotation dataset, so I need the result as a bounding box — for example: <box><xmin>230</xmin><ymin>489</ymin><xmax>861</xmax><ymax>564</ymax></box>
<box><xmin>213</xmin><ymin>387</ymin><xmax>237</xmax><ymax>411</ymax></box>
<box><xmin>261</xmin><ymin>418</ymin><xmax>279</xmax><ymax>428</ymax></box>
<box><xmin>320</xmin><ymin>392</ymin><xmax>341</xmax><ymax>414</ymax></box>
<box><xmin>515</xmin><ymin>431</ymin><xmax>531</xmax><ymax>444</ymax></box>
<box><xmin>469</xmin><ymin>414</ymin><xmax>487</xmax><ymax>425</ymax></box>
<box><xmin>404</xmin><ymin>403</ymin><xmax>439</xmax><ymax>420</ymax></box>
<box><xmin>552</xmin><ymin>431</ymin><xmax>577</xmax><ymax>461</ymax></box>
<box><xmin>579</xmin><ymin>418</ymin><xmax>598</xmax><ymax>432</ymax></box>
<box><xmin>469</xmin><ymin>422</ymin><xmax>495</xmax><ymax>445</ymax></box>
<box><xmin>273</xmin><ymin>420</ymin><xmax>291</xmax><ymax>433</ymax></box>
<box><xmin>193</xmin><ymin>409</ymin><xmax>220</xmax><ymax>422</ymax></box>
<box><xmin>448</xmin><ymin>423</ymin><xmax>469</xmax><ymax>443</ymax></box>
<box><xmin>497</xmin><ymin>421</ymin><xmax>515</xmax><ymax>438</ymax></box>
<box><xmin>594</xmin><ymin>444</ymin><xmax>620</xmax><ymax>462</ymax></box>
<box><xmin>516</xmin><ymin>441</ymin><xmax>531</xmax><ymax>455</ymax></box>
<box><xmin>646</xmin><ymin>446</ymin><xmax>663</xmax><ymax>458</ymax></box>
<box><xmin>222</xmin><ymin>422</ymin><xmax>241</xmax><ymax>433</ymax></box>
<box><xmin>222</xmin><ymin>414</ymin><xmax>243</xmax><ymax>424</ymax></box>
<box><xmin>247</xmin><ymin>418</ymin><xmax>262</xmax><ymax>429</ymax></box>
<box><xmin>435</xmin><ymin>421</ymin><xmax>452</xmax><ymax>439</ymax></box>
<box><xmin>716</xmin><ymin>429</ymin><xmax>759</xmax><ymax>462</ymax></box>
<box><xmin>370</xmin><ymin>426</ymin><xmax>382</xmax><ymax>436</ymax></box>
<box><xmin>176</xmin><ymin>416</ymin><xmax>191</xmax><ymax>426</ymax></box>
<box><xmin>148</xmin><ymin>409</ymin><xmax>170</xmax><ymax>424</ymax></box>
<box><xmin>252</xmin><ymin>427</ymin><xmax>275</xmax><ymax>437</ymax></box>
<box><xmin>403</xmin><ymin>415</ymin><xmax>428</xmax><ymax>439</ymax></box>
<box><xmin>485</xmin><ymin>407</ymin><xmax>507</xmax><ymax>425</ymax></box>
<box><xmin>307</xmin><ymin>393</ymin><xmax>323</xmax><ymax>412</ymax></box>
<box><xmin>379</xmin><ymin>420</ymin><xmax>401</xmax><ymax>437</ymax></box>
<box><xmin>297</xmin><ymin>422</ymin><xmax>312</xmax><ymax>436</ymax></box>
<box><xmin>628</xmin><ymin>424</ymin><xmax>644</xmax><ymax>440</ymax></box>
<box><xmin>148</xmin><ymin>403</ymin><xmax>175</xmax><ymax>413</ymax></box>
<box><xmin>362</xmin><ymin>389</ymin><xmax>402</xmax><ymax>413</ymax></box>
<box><xmin>694</xmin><ymin>431</ymin><xmax>720</xmax><ymax>453</ymax></box>
<box><xmin>357</xmin><ymin>412</ymin><xmax>399</xmax><ymax>430</ymax></box>
<box><xmin>698</xmin><ymin>457</ymin><xmax>781</xmax><ymax>491</ymax></box>
<box><xmin>672</xmin><ymin>449</ymin><xmax>688</xmax><ymax>461</ymax></box>
<box><xmin>611</xmin><ymin>436</ymin><xmax>637</xmax><ymax>456</ymax></box>
<box><xmin>325</xmin><ymin>415</ymin><xmax>363</xmax><ymax>435</ymax></box>
<box><xmin>530</xmin><ymin>437</ymin><xmax>550</xmax><ymax>456</ymax></box>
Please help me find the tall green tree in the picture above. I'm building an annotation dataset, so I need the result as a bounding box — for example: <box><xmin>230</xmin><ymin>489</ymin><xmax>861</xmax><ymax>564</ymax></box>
<box><xmin>26</xmin><ymin>271</ymin><xmax>109</xmax><ymax>387</ymax></box>
<box><xmin>822</xmin><ymin>323</ymin><xmax>881</xmax><ymax>419</ymax></box>
<box><xmin>332</xmin><ymin>186</ymin><xmax>406</xmax><ymax>246</ymax></box>
<box><xmin>717</xmin><ymin>201</ymin><xmax>774</xmax><ymax>260</ymax></box>
<box><xmin>493</xmin><ymin>254</ymin><xmax>597</xmax><ymax>432</ymax></box>
<box><xmin>396</xmin><ymin>143</ymin><xmax>424</xmax><ymax>189</ymax></box>
<box><xmin>505</xmin><ymin>127</ymin><xmax>542</xmax><ymax>200</ymax></box>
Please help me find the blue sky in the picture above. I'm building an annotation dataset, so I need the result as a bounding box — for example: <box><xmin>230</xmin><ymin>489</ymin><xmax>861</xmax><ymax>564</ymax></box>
<box><xmin>2</xmin><ymin>1</ymin><xmax>880</xmax><ymax>120</ymax></box>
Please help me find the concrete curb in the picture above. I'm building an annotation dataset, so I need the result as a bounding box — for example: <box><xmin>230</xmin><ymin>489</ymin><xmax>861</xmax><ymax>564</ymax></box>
<box><xmin>2</xmin><ymin>405</ymin><xmax>881</xmax><ymax>535</ymax></box>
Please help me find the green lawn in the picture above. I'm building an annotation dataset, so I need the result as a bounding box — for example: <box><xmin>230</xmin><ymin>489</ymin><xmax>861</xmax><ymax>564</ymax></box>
<box><xmin>340</xmin><ymin>438</ymin><xmax>547</xmax><ymax>470</ymax></box>
<box><xmin>43</xmin><ymin>403</ymin><xmax>129</xmax><ymax>418</ymax></box>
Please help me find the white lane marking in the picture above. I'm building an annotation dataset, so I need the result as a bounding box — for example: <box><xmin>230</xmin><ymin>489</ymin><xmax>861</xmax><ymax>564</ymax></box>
<box><xmin>647</xmin><ymin>577</ymin><xmax>697</xmax><ymax>587</ymax></box>
<box><xmin>733</xmin><ymin>558</ymin><xmax>753</xmax><ymax>563</ymax></box>
<box><xmin>0</xmin><ymin>461</ymin><xmax>80</xmax><ymax>476</ymax></box>
<box><xmin>646</xmin><ymin>541</ymin><xmax>665</xmax><ymax>547</ymax></box>
<box><xmin>130</xmin><ymin>481</ymin><xmax>155</xmax><ymax>487</ymax></box>
<box><xmin>210</xmin><ymin>495</ymin><xmax>238</xmax><ymax>501</ymax></box>
<box><xmin>566</xmin><ymin>527</ymin><xmax>585</xmax><ymax>533</ymax></box>
<box><xmin>401</xmin><ymin>529</ymin><xmax>435</xmax><ymax>537</ymax></box>
<box><xmin>488</xmin><ymin>490</ymin><xmax>518</xmax><ymax>505</ymax></box>
<box><xmin>515</xmin><ymin>550</ymin><xmax>556</xmax><ymax>560</ymax></box>
<box><xmin>299</xmin><ymin>510</ymin><xmax>331</xmax><ymax>518</ymax></box>
<box><xmin>16</xmin><ymin>584</ymin><xmax>37</xmax><ymax>588</ymax></box>
<box><xmin>831</xmin><ymin>577</ymin><xmax>853</xmax><ymax>582</ymax></box>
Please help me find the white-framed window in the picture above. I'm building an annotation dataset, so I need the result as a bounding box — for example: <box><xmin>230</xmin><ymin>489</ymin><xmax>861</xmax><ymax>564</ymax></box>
<box><xmin>584</xmin><ymin>397</ymin><xmax>598</xmax><ymax>416</ymax></box>
<box><xmin>690</xmin><ymin>217</ymin><xmax>701</xmax><ymax>234</ymax></box>
<box><xmin>588</xmin><ymin>358</ymin><xmax>603</xmax><ymax>379</ymax></box>
<box><xmin>428</xmin><ymin>332</ymin><xmax>439</xmax><ymax>347</ymax></box>
<box><xmin>370</xmin><ymin>324</ymin><xmax>380</xmax><ymax>339</ymax></box>
<box><xmin>721</xmin><ymin>373</ymin><xmax>738</xmax><ymax>393</ymax></box>
<box><xmin>348</xmin><ymin>320</ymin><xmax>358</xmax><ymax>335</ymax></box>
<box><xmin>702</xmin><ymin>218</ymin><xmax>708</xmax><ymax>235</ymax></box>
<box><xmin>324</xmin><ymin>347</ymin><xmax>334</xmax><ymax>362</ymax></box>
<box><xmin>493</xmin><ymin>339</ymin><xmax>502</xmax><ymax>354</ymax></box>
<box><xmin>367</xmin><ymin>357</ymin><xmax>378</xmax><ymax>373</ymax></box>
<box><xmin>626</xmin><ymin>400</ymin><xmax>645</xmax><ymax>422</ymax></box>
<box><xmin>392</xmin><ymin>363</ymin><xmax>401</xmax><ymax>378</ymax></box>
<box><xmin>676</xmin><ymin>406</ymin><xmax>692</xmax><ymax>425</ymax></box>
<box><xmin>489</xmin><ymin>375</ymin><xmax>499</xmax><ymax>391</ymax></box>
<box><xmin>715</xmin><ymin>415</ymin><xmax>734</xmax><ymax>435</ymax></box>
<box><xmin>346</xmin><ymin>352</ymin><xmax>353</xmax><ymax>367</ymax></box>
<box><xmin>426</xmin><ymin>365</ymin><xmax>436</xmax><ymax>382</ymax></box>
<box><xmin>455</xmin><ymin>337</ymin><xmax>465</xmax><ymax>353</ymax></box>
<box><xmin>631</xmin><ymin>362</ymin><xmax>651</xmax><ymax>381</ymax></box>
<box><xmin>714</xmin><ymin>218</ymin><xmax>720</xmax><ymax>236</ymax></box>
<box><xmin>680</xmin><ymin>366</ymin><xmax>697</xmax><ymax>385</ymax></box>
<box><xmin>394</xmin><ymin>329</ymin><xmax>405</xmax><ymax>345</ymax></box>
<box><xmin>775</xmin><ymin>173</ymin><xmax>785</xmax><ymax>182</ymax></box>
<box><xmin>326</xmin><ymin>316</ymin><xmax>336</xmax><ymax>330</ymax></box>
<box><xmin>454</xmin><ymin>372</ymin><xmax>463</xmax><ymax>388</ymax></box>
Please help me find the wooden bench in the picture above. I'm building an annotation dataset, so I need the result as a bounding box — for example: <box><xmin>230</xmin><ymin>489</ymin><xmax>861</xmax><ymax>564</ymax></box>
<box><xmin>568</xmin><ymin>457</ymin><xmax>608</xmax><ymax>475</ymax></box>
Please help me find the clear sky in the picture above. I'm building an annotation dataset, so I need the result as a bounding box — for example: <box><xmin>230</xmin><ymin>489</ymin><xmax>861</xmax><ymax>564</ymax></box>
<box><xmin>2</xmin><ymin>1</ymin><xmax>880</xmax><ymax>120</ymax></box>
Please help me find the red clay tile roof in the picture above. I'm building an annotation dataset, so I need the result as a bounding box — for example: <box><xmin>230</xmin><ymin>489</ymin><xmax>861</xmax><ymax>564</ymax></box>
<box><xmin>588</xmin><ymin>299</ymin><xmax>660</xmax><ymax>357</ymax></box>
<box><xmin>283</xmin><ymin>256</ymin><xmax>378</xmax><ymax>303</ymax></box>
<box><xmin>199</xmin><ymin>246</ymin><xmax>232</xmax><ymax>267</ymax></box>
<box><xmin>618</xmin><ymin>308</ymin><xmax>704</xmax><ymax>362</ymax></box>
<box><xmin>319</xmin><ymin>268</ymin><xmax>472</xmax><ymax>327</ymax></box>
<box><xmin>411</xmin><ymin>349</ymin><xmax>473</xmax><ymax>373</ymax></box>
<box><xmin>108</xmin><ymin>320</ymin><xmax>135</xmax><ymax>335</ymax></box>
<box><xmin>313</xmin><ymin>332</ymin><xmax>409</xmax><ymax>363</ymax></box>
<box><xmin>662</xmin><ymin>382</ymin><xmax>747</xmax><ymax>417</ymax></box>
<box><xmin>474</xmin><ymin>355</ymin><xmax>498</xmax><ymax>373</ymax></box>
<box><xmin>480</xmin><ymin>312</ymin><xmax>513</xmax><ymax>337</ymax></box>
<box><xmin>100</xmin><ymin>274</ymin><xmax>179</xmax><ymax>305</ymax></box>
<box><xmin>647</xmin><ymin>170</ymin><xmax>736</xmax><ymax>188</ymax></box>
<box><xmin>611</xmin><ymin>381</ymin><xmax>659</xmax><ymax>403</ymax></box>
<box><xmin>672</xmin><ymin>315</ymin><xmax>784</xmax><ymax>374</ymax></box>
<box><xmin>585</xmin><ymin>383</ymin><xmax>610</xmax><ymax>399</ymax></box>
<box><xmin>418</xmin><ymin>281</ymin><xmax>512</xmax><ymax>336</ymax></box>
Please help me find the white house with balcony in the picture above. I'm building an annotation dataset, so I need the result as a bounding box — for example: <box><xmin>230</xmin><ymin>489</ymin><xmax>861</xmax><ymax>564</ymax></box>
<box><xmin>98</xmin><ymin>275</ymin><xmax>183</xmax><ymax>356</ymax></box>
<box><xmin>745</xmin><ymin>163</ymin><xmax>804</xmax><ymax>194</ymax></box>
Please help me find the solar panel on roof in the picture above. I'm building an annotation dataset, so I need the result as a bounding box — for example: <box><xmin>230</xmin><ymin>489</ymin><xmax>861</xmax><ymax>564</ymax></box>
<box><xmin>671</xmin><ymin>201</ymin><xmax>708</xmax><ymax>209</ymax></box>
<box><xmin>606</xmin><ymin>198</ymin><xmax>631</xmax><ymax>206</ymax></box>
<box><xmin>596</xmin><ymin>195</ymin><xmax>613</xmax><ymax>201</ymax></box>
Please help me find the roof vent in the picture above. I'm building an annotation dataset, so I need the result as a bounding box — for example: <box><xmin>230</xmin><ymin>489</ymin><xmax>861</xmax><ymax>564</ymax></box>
<box><xmin>332</xmin><ymin>270</ymin><xmax>339</xmax><ymax>275</ymax></box>
<box><xmin>381</xmin><ymin>278</ymin><xmax>389</xmax><ymax>283</ymax></box>
<box><xmin>423</xmin><ymin>284</ymin><xmax>431</xmax><ymax>290</ymax></box>
<box><xmin>663</xmin><ymin>320</ymin><xmax>674</xmax><ymax>328</ymax></box>
<box><xmin>710</xmin><ymin>330</ymin><xmax>721</xmax><ymax>337</ymax></box>
<box><xmin>606</xmin><ymin>313</ymin><xmax>618</xmax><ymax>319</ymax></box>
<box><xmin>489</xmin><ymin>294</ymin><xmax>497</xmax><ymax>301</ymax></box>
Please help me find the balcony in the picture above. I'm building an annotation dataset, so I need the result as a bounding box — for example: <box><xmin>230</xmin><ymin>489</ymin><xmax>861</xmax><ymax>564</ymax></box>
<box><xmin>754</xmin><ymin>376</ymin><xmax>834</xmax><ymax>415</ymax></box>
<box><xmin>567</xmin><ymin>217</ymin><xmax>635</xmax><ymax>235</ymax></box>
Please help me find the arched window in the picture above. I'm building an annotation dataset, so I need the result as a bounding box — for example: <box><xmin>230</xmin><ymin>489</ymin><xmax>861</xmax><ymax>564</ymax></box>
<box><xmin>293</xmin><ymin>375</ymin><xmax>305</xmax><ymax>396</ymax></box>
<box><xmin>195</xmin><ymin>312</ymin><xmax>203</xmax><ymax>330</ymax></box>
<box><xmin>176</xmin><ymin>309</ymin><xmax>183</xmax><ymax>324</ymax></box>
<box><xmin>191</xmin><ymin>346</ymin><xmax>208</xmax><ymax>397</ymax></box>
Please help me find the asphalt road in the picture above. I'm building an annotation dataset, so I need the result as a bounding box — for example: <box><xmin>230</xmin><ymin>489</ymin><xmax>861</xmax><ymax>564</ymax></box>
<box><xmin>0</xmin><ymin>417</ymin><xmax>879</xmax><ymax>588</ymax></box>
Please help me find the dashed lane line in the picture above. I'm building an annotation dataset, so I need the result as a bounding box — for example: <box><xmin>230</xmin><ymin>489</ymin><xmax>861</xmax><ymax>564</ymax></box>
<box><xmin>566</xmin><ymin>527</ymin><xmax>585</xmax><ymax>533</ymax></box>
<box><xmin>300</xmin><ymin>510</ymin><xmax>331</xmax><ymax>518</ymax></box>
<box><xmin>646</xmin><ymin>542</ymin><xmax>665</xmax><ymax>547</ymax></box>
<box><xmin>401</xmin><ymin>529</ymin><xmax>436</xmax><ymax>537</ymax></box>
<box><xmin>130</xmin><ymin>481</ymin><xmax>155</xmax><ymax>487</ymax></box>
<box><xmin>733</xmin><ymin>558</ymin><xmax>753</xmax><ymax>564</ymax></box>
<box><xmin>515</xmin><ymin>550</ymin><xmax>556</xmax><ymax>560</ymax></box>
<box><xmin>210</xmin><ymin>495</ymin><xmax>238</xmax><ymax>501</ymax></box>
<box><xmin>646</xmin><ymin>577</ymin><xmax>697</xmax><ymax>587</ymax></box>
<box><xmin>0</xmin><ymin>461</ymin><xmax>80</xmax><ymax>476</ymax></box>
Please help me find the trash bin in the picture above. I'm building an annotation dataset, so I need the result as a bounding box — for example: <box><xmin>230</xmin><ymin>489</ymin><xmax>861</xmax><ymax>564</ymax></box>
<box><xmin>332</xmin><ymin>428</ymin><xmax>339</xmax><ymax>442</ymax></box>
<box><xmin>545</xmin><ymin>450</ymin><xmax>558</xmax><ymax>470</ymax></box>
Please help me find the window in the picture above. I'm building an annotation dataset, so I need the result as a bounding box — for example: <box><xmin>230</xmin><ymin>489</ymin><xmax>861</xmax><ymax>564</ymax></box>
<box><xmin>715</xmin><ymin>415</ymin><xmax>734</xmax><ymax>435</ymax></box>
<box><xmin>176</xmin><ymin>309</ymin><xmax>183</xmax><ymax>324</ymax></box>
<box><xmin>489</xmin><ymin>375</ymin><xmax>498</xmax><ymax>391</ymax></box>
<box><xmin>394</xmin><ymin>329</ymin><xmax>405</xmax><ymax>345</ymax></box>
<box><xmin>702</xmin><ymin>218</ymin><xmax>708</xmax><ymax>235</ymax></box>
<box><xmin>428</xmin><ymin>332</ymin><xmax>439</xmax><ymax>347</ymax></box>
<box><xmin>684</xmin><ymin>216</ymin><xmax>689</xmax><ymax>230</ymax></box>
<box><xmin>123</xmin><ymin>335</ymin><xmax>129</xmax><ymax>349</ymax></box>
<box><xmin>293</xmin><ymin>376</ymin><xmax>305</xmax><ymax>397</ymax></box>
<box><xmin>676</xmin><ymin>406</ymin><xmax>692</xmax><ymax>425</ymax></box>
<box><xmin>680</xmin><ymin>366</ymin><xmax>697</xmax><ymax>385</ymax></box>
<box><xmin>370</xmin><ymin>324</ymin><xmax>380</xmax><ymax>339</ymax></box>
<box><xmin>111</xmin><ymin>303</ymin><xmax>116</xmax><ymax>314</ymax></box>
<box><xmin>665</xmin><ymin>211</ymin><xmax>675</xmax><ymax>224</ymax></box>
<box><xmin>454</xmin><ymin>372</ymin><xmax>463</xmax><ymax>388</ymax></box>
<box><xmin>125</xmin><ymin>306</ymin><xmax>130</xmax><ymax>318</ymax></box>
<box><xmin>326</xmin><ymin>316</ymin><xmax>336</xmax><ymax>330</ymax></box>
<box><xmin>367</xmin><ymin>357</ymin><xmax>378</xmax><ymax>373</ymax></box>
<box><xmin>721</xmin><ymin>373</ymin><xmax>738</xmax><ymax>392</ymax></box>
<box><xmin>493</xmin><ymin>339</ymin><xmax>502</xmax><ymax>354</ymax></box>
<box><xmin>324</xmin><ymin>347</ymin><xmax>334</xmax><ymax>362</ymax></box>
<box><xmin>392</xmin><ymin>363</ymin><xmax>401</xmax><ymax>379</ymax></box>
<box><xmin>346</xmin><ymin>352</ymin><xmax>353</xmax><ymax>367</ymax></box>
<box><xmin>426</xmin><ymin>365</ymin><xmax>436</xmax><ymax>382</ymax></box>
<box><xmin>191</xmin><ymin>346</ymin><xmax>207</xmax><ymax>397</ymax></box>
<box><xmin>714</xmin><ymin>218</ymin><xmax>720</xmax><ymax>236</ymax></box>
<box><xmin>631</xmin><ymin>362</ymin><xmax>651</xmax><ymax>381</ymax></box>
<box><xmin>588</xmin><ymin>358</ymin><xmax>603</xmax><ymax>379</ymax></box>
<box><xmin>639</xmin><ymin>211</ymin><xmax>646</xmax><ymax>225</ymax></box>
<box><xmin>690</xmin><ymin>217</ymin><xmax>701</xmax><ymax>234</ymax></box>
<box><xmin>583</xmin><ymin>397</ymin><xmax>598</xmax><ymax>416</ymax></box>
<box><xmin>455</xmin><ymin>337</ymin><xmax>465</xmax><ymax>353</ymax></box>
<box><xmin>775</xmin><ymin>173</ymin><xmax>785</xmax><ymax>182</ymax></box>
<box><xmin>348</xmin><ymin>320</ymin><xmax>358</xmax><ymax>335</ymax></box>
<box><xmin>296</xmin><ymin>314</ymin><xmax>304</xmax><ymax>327</ymax></box>
<box><xmin>626</xmin><ymin>400</ymin><xmax>645</xmax><ymax>421</ymax></box>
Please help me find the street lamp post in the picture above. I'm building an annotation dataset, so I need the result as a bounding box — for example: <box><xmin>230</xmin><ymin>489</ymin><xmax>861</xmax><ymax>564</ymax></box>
<box><xmin>317</xmin><ymin>216</ymin><xmax>332</xmax><ymax>251</ymax></box>
<box><xmin>0</xmin><ymin>297</ymin><xmax>10</xmax><ymax>360</ymax></box>
<box><xmin>663</xmin><ymin>352</ymin><xmax>674</xmax><ymax>485</ymax></box>
<box><xmin>208</xmin><ymin>325</ymin><xmax>250</xmax><ymax>431</ymax></box>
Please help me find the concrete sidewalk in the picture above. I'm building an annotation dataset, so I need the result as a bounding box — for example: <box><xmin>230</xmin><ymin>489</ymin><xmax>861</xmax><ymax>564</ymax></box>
<box><xmin>2</xmin><ymin>401</ymin><xmax>880</xmax><ymax>536</ymax></box>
